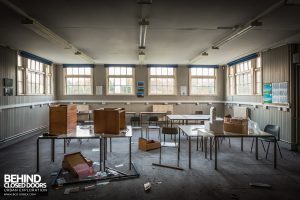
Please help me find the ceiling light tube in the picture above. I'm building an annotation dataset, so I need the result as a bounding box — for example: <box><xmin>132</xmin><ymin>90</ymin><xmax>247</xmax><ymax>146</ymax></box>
<box><xmin>139</xmin><ymin>18</ymin><xmax>149</xmax><ymax>49</ymax></box>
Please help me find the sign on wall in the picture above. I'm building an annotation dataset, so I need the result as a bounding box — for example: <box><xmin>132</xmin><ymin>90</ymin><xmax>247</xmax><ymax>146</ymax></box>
<box><xmin>263</xmin><ymin>82</ymin><xmax>289</xmax><ymax>104</ymax></box>
<box><xmin>263</xmin><ymin>83</ymin><xmax>272</xmax><ymax>103</ymax></box>
<box><xmin>136</xmin><ymin>81</ymin><xmax>144</xmax><ymax>97</ymax></box>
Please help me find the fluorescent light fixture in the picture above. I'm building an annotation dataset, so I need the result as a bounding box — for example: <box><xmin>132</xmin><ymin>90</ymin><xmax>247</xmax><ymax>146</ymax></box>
<box><xmin>138</xmin><ymin>51</ymin><xmax>146</xmax><ymax>64</ymax></box>
<box><xmin>139</xmin><ymin>18</ymin><xmax>149</xmax><ymax>49</ymax></box>
<box><xmin>189</xmin><ymin>49</ymin><xmax>209</xmax><ymax>63</ymax></box>
<box><xmin>212</xmin><ymin>21</ymin><xmax>262</xmax><ymax>49</ymax></box>
<box><xmin>21</xmin><ymin>18</ymin><xmax>95</xmax><ymax>63</ymax></box>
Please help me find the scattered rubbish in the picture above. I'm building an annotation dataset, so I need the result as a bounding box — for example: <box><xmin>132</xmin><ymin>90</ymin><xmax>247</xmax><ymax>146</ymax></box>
<box><xmin>95</xmin><ymin>171</ymin><xmax>107</xmax><ymax>177</ymax></box>
<box><xmin>93</xmin><ymin>162</ymin><xmax>100</xmax><ymax>166</ymax></box>
<box><xmin>92</xmin><ymin>148</ymin><xmax>100</xmax><ymax>152</ymax></box>
<box><xmin>51</xmin><ymin>172</ymin><xmax>58</xmax><ymax>176</ymax></box>
<box><xmin>64</xmin><ymin>187</ymin><xmax>80</xmax><ymax>195</ymax></box>
<box><xmin>156</xmin><ymin>181</ymin><xmax>162</xmax><ymax>184</ymax></box>
<box><xmin>106</xmin><ymin>169</ymin><xmax>119</xmax><ymax>176</ymax></box>
<box><xmin>84</xmin><ymin>185</ymin><xmax>96</xmax><ymax>191</ymax></box>
<box><xmin>96</xmin><ymin>181</ymin><xmax>110</xmax><ymax>186</ymax></box>
<box><xmin>115</xmin><ymin>164</ymin><xmax>124</xmax><ymax>168</ymax></box>
<box><xmin>144</xmin><ymin>182</ymin><xmax>151</xmax><ymax>192</ymax></box>
<box><xmin>249</xmin><ymin>182</ymin><xmax>272</xmax><ymax>189</ymax></box>
<box><xmin>62</xmin><ymin>171</ymin><xmax>69</xmax><ymax>175</ymax></box>
<box><xmin>56</xmin><ymin>178</ymin><xmax>66</xmax><ymax>186</ymax></box>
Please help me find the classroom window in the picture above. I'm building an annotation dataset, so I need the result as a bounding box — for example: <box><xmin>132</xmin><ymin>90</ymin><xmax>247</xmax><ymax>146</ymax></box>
<box><xmin>236</xmin><ymin>60</ymin><xmax>252</xmax><ymax>95</ymax></box>
<box><xmin>227</xmin><ymin>55</ymin><xmax>262</xmax><ymax>96</ymax></box>
<box><xmin>17</xmin><ymin>55</ymin><xmax>53</xmax><ymax>95</ymax></box>
<box><xmin>189</xmin><ymin>68</ymin><xmax>216</xmax><ymax>95</ymax></box>
<box><xmin>148</xmin><ymin>67</ymin><xmax>176</xmax><ymax>95</ymax></box>
<box><xmin>64</xmin><ymin>67</ymin><xmax>93</xmax><ymax>95</ymax></box>
<box><xmin>106</xmin><ymin>66</ymin><xmax>134</xmax><ymax>95</ymax></box>
<box><xmin>255</xmin><ymin>56</ymin><xmax>262</xmax><ymax>94</ymax></box>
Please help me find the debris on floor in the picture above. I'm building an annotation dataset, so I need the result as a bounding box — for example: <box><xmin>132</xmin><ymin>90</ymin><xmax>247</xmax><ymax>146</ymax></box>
<box><xmin>92</xmin><ymin>148</ymin><xmax>100</xmax><ymax>152</ymax></box>
<box><xmin>51</xmin><ymin>172</ymin><xmax>58</xmax><ymax>176</ymax></box>
<box><xmin>84</xmin><ymin>184</ymin><xmax>96</xmax><ymax>191</ymax></box>
<box><xmin>96</xmin><ymin>181</ymin><xmax>110</xmax><ymax>186</ymax></box>
<box><xmin>156</xmin><ymin>181</ymin><xmax>162</xmax><ymax>184</ymax></box>
<box><xmin>115</xmin><ymin>164</ymin><xmax>124</xmax><ymax>168</ymax></box>
<box><xmin>64</xmin><ymin>187</ymin><xmax>80</xmax><ymax>195</ymax></box>
<box><xmin>249</xmin><ymin>182</ymin><xmax>272</xmax><ymax>188</ymax></box>
<box><xmin>144</xmin><ymin>182</ymin><xmax>151</xmax><ymax>192</ymax></box>
<box><xmin>56</xmin><ymin>178</ymin><xmax>66</xmax><ymax>186</ymax></box>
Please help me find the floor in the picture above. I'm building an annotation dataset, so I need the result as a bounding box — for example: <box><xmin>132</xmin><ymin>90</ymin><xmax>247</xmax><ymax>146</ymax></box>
<box><xmin>1</xmin><ymin>128</ymin><xmax>300</xmax><ymax>200</ymax></box>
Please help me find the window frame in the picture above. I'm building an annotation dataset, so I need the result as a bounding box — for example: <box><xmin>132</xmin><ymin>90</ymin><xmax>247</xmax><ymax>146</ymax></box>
<box><xmin>227</xmin><ymin>56</ymin><xmax>262</xmax><ymax>96</ymax></box>
<box><xmin>189</xmin><ymin>67</ymin><xmax>218</xmax><ymax>96</ymax></box>
<box><xmin>16</xmin><ymin>55</ymin><xmax>53</xmax><ymax>96</ymax></box>
<box><xmin>148</xmin><ymin>67</ymin><xmax>177</xmax><ymax>96</ymax></box>
<box><xmin>64</xmin><ymin>67</ymin><xmax>94</xmax><ymax>96</ymax></box>
<box><xmin>106</xmin><ymin>66</ymin><xmax>135</xmax><ymax>95</ymax></box>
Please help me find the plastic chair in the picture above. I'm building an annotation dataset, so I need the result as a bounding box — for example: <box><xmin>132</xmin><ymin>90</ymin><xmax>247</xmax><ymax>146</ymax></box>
<box><xmin>146</xmin><ymin>116</ymin><xmax>161</xmax><ymax>140</ymax></box>
<box><xmin>130</xmin><ymin>116</ymin><xmax>143</xmax><ymax>138</ymax></box>
<box><xmin>250</xmin><ymin>124</ymin><xmax>283</xmax><ymax>158</ymax></box>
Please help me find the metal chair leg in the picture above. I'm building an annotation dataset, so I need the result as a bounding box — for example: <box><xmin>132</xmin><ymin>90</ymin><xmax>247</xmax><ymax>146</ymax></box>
<box><xmin>261</xmin><ymin>140</ymin><xmax>266</xmax><ymax>152</ymax></box>
<box><xmin>266</xmin><ymin>142</ymin><xmax>270</xmax><ymax>159</ymax></box>
<box><xmin>277</xmin><ymin>142</ymin><xmax>283</xmax><ymax>158</ymax></box>
<box><xmin>228</xmin><ymin>138</ymin><xmax>231</xmax><ymax>148</ymax></box>
<box><xmin>250</xmin><ymin>138</ymin><xmax>254</xmax><ymax>153</ymax></box>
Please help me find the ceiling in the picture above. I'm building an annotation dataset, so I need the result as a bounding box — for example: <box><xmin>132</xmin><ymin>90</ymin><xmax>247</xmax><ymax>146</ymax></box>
<box><xmin>0</xmin><ymin>0</ymin><xmax>300</xmax><ymax>65</ymax></box>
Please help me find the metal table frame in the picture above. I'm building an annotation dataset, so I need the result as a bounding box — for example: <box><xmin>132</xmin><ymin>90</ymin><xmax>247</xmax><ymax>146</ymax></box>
<box><xmin>178</xmin><ymin>125</ymin><xmax>277</xmax><ymax>170</ymax></box>
<box><xmin>167</xmin><ymin>115</ymin><xmax>211</xmax><ymax>126</ymax></box>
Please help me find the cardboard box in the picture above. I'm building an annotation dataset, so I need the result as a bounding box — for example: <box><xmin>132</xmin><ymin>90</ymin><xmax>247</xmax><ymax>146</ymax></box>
<box><xmin>94</xmin><ymin>108</ymin><xmax>126</xmax><ymax>134</ymax></box>
<box><xmin>139</xmin><ymin>138</ymin><xmax>161</xmax><ymax>151</ymax></box>
<box><xmin>223</xmin><ymin>117</ymin><xmax>248</xmax><ymax>134</ymax></box>
<box><xmin>62</xmin><ymin>152</ymin><xmax>95</xmax><ymax>178</ymax></box>
<box><xmin>49</xmin><ymin>104</ymin><xmax>77</xmax><ymax>135</ymax></box>
<box><xmin>205</xmin><ymin>119</ymin><xmax>224</xmax><ymax>135</ymax></box>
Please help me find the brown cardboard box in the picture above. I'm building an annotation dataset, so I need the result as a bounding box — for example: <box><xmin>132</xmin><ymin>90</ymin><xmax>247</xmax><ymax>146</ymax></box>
<box><xmin>49</xmin><ymin>104</ymin><xmax>77</xmax><ymax>135</ymax></box>
<box><xmin>139</xmin><ymin>138</ymin><xmax>161</xmax><ymax>151</ymax></box>
<box><xmin>62</xmin><ymin>152</ymin><xmax>95</xmax><ymax>178</ymax></box>
<box><xmin>94</xmin><ymin>108</ymin><xmax>126</xmax><ymax>134</ymax></box>
<box><xmin>223</xmin><ymin>117</ymin><xmax>248</xmax><ymax>134</ymax></box>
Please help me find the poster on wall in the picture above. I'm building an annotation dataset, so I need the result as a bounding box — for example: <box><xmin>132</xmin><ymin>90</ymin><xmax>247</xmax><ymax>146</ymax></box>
<box><xmin>272</xmin><ymin>82</ymin><xmax>288</xmax><ymax>104</ymax></box>
<box><xmin>136</xmin><ymin>81</ymin><xmax>144</xmax><ymax>97</ymax></box>
<box><xmin>263</xmin><ymin>83</ymin><xmax>272</xmax><ymax>103</ymax></box>
<box><xmin>180</xmin><ymin>85</ymin><xmax>187</xmax><ymax>96</ymax></box>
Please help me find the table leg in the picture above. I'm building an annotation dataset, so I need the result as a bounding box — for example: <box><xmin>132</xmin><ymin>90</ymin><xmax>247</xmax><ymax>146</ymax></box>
<box><xmin>103</xmin><ymin>139</ymin><xmax>106</xmax><ymax>171</ymax></box>
<box><xmin>99</xmin><ymin>138</ymin><xmax>102</xmax><ymax>171</ymax></box>
<box><xmin>110</xmin><ymin>138</ymin><xmax>112</xmax><ymax>152</ymax></box>
<box><xmin>204</xmin><ymin>137</ymin><xmax>207</xmax><ymax>159</ymax></box>
<box><xmin>197</xmin><ymin>136</ymin><xmax>199</xmax><ymax>151</ymax></box>
<box><xmin>274</xmin><ymin>137</ymin><xmax>277</xmax><ymax>168</ymax></box>
<box><xmin>210</xmin><ymin>137</ymin><xmax>212</xmax><ymax>160</ymax></box>
<box><xmin>63</xmin><ymin>139</ymin><xmax>66</xmax><ymax>154</ymax></box>
<box><xmin>255</xmin><ymin>137</ymin><xmax>258</xmax><ymax>160</ymax></box>
<box><xmin>104</xmin><ymin>138</ymin><xmax>107</xmax><ymax>161</ymax></box>
<box><xmin>36</xmin><ymin>138</ymin><xmax>39</xmax><ymax>172</ymax></box>
<box><xmin>214</xmin><ymin>137</ymin><xmax>218</xmax><ymax>170</ymax></box>
<box><xmin>189</xmin><ymin>136</ymin><xmax>191</xmax><ymax>169</ymax></box>
<box><xmin>129</xmin><ymin>137</ymin><xmax>132</xmax><ymax>170</ymax></box>
<box><xmin>51</xmin><ymin>139</ymin><xmax>55</xmax><ymax>162</ymax></box>
<box><xmin>241</xmin><ymin>137</ymin><xmax>244</xmax><ymax>152</ymax></box>
<box><xmin>178</xmin><ymin>129</ymin><xmax>181</xmax><ymax>152</ymax></box>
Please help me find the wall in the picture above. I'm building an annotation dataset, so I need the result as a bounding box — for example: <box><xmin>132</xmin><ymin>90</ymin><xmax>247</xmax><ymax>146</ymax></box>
<box><xmin>0</xmin><ymin>46</ymin><xmax>55</xmax><ymax>147</ymax></box>
<box><xmin>225</xmin><ymin>44</ymin><xmax>295</xmax><ymax>149</ymax></box>
<box><xmin>55</xmin><ymin>65</ymin><xmax>226</xmax><ymax>116</ymax></box>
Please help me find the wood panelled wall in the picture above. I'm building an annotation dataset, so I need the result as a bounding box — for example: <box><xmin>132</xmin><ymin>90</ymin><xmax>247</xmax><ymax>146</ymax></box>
<box><xmin>0</xmin><ymin>46</ymin><xmax>55</xmax><ymax>145</ymax></box>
